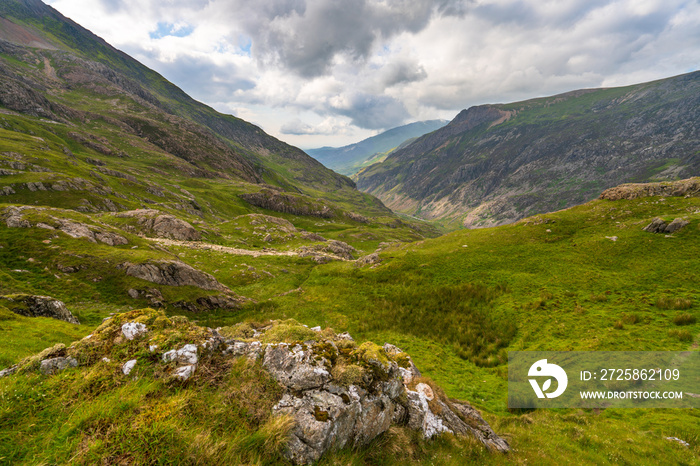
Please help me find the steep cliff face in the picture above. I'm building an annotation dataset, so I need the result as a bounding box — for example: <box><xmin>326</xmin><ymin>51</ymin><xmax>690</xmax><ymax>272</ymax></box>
<box><xmin>357</xmin><ymin>73</ymin><xmax>700</xmax><ymax>228</ymax></box>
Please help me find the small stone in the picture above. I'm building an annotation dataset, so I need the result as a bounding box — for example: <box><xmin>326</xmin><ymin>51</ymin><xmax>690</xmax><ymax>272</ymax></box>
<box><xmin>122</xmin><ymin>359</ymin><xmax>137</xmax><ymax>375</ymax></box>
<box><xmin>172</xmin><ymin>364</ymin><xmax>196</xmax><ymax>380</ymax></box>
<box><xmin>162</xmin><ymin>344</ymin><xmax>198</xmax><ymax>365</ymax></box>
<box><xmin>666</xmin><ymin>437</ymin><xmax>690</xmax><ymax>447</ymax></box>
<box><xmin>102</xmin><ymin>357</ymin><xmax>111</xmax><ymax>363</ymax></box>
<box><xmin>605</xmin><ymin>236</ymin><xmax>618</xmax><ymax>242</ymax></box>
<box><xmin>311</xmin><ymin>326</ymin><xmax>321</xmax><ymax>332</ymax></box>
<box><xmin>127</xmin><ymin>289</ymin><xmax>139</xmax><ymax>299</ymax></box>
<box><xmin>121</xmin><ymin>322</ymin><xmax>148</xmax><ymax>340</ymax></box>
<box><xmin>149</xmin><ymin>345</ymin><xmax>158</xmax><ymax>353</ymax></box>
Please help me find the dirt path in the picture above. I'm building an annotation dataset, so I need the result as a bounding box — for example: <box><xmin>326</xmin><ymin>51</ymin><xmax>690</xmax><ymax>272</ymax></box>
<box><xmin>149</xmin><ymin>237</ymin><xmax>348</xmax><ymax>261</ymax></box>
<box><xmin>150</xmin><ymin>238</ymin><xmax>299</xmax><ymax>257</ymax></box>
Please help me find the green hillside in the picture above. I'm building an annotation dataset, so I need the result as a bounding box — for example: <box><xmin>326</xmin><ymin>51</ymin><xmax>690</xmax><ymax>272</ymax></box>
<box><xmin>1</xmin><ymin>179</ymin><xmax>698</xmax><ymax>464</ymax></box>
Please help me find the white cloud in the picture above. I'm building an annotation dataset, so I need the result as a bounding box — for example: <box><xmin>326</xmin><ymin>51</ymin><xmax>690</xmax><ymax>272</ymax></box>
<box><xmin>45</xmin><ymin>0</ymin><xmax>700</xmax><ymax>148</ymax></box>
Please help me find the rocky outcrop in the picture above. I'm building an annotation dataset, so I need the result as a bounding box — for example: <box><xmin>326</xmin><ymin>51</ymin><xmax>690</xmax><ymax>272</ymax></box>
<box><xmin>643</xmin><ymin>217</ymin><xmax>690</xmax><ymax>234</ymax></box>
<box><xmin>601</xmin><ymin>178</ymin><xmax>700</xmax><ymax>201</ymax></box>
<box><xmin>240</xmin><ymin>189</ymin><xmax>335</xmax><ymax>218</ymax></box>
<box><xmin>356</xmin><ymin>252</ymin><xmax>381</xmax><ymax>266</ymax></box>
<box><xmin>0</xmin><ymin>294</ymin><xmax>79</xmax><ymax>324</ymax></box>
<box><xmin>2</xmin><ymin>310</ymin><xmax>508</xmax><ymax>464</ymax></box>
<box><xmin>263</xmin><ymin>337</ymin><xmax>509</xmax><ymax>464</ymax></box>
<box><xmin>173</xmin><ymin>294</ymin><xmax>245</xmax><ymax>313</ymax></box>
<box><xmin>298</xmin><ymin>240</ymin><xmax>357</xmax><ymax>262</ymax></box>
<box><xmin>2</xmin><ymin>206</ymin><xmax>128</xmax><ymax>245</ymax></box>
<box><xmin>118</xmin><ymin>260</ymin><xmax>229</xmax><ymax>292</ymax></box>
<box><xmin>115</xmin><ymin>209</ymin><xmax>201</xmax><ymax>241</ymax></box>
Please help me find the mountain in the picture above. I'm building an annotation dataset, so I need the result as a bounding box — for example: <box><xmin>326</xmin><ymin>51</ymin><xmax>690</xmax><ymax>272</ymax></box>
<box><xmin>356</xmin><ymin>72</ymin><xmax>700</xmax><ymax>228</ymax></box>
<box><xmin>0</xmin><ymin>0</ymin><xmax>403</xmax><ymax>213</ymax></box>
<box><xmin>305</xmin><ymin>119</ymin><xmax>448</xmax><ymax>176</ymax></box>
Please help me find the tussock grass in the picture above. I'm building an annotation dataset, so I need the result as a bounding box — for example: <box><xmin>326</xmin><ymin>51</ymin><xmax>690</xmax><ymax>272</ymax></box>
<box><xmin>656</xmin><ymin>296</ymin><xmax>692</xmax><ymax>310</ymax></box>
<box><xmin>672</xmin><ymin>313</ymin><xmax>696</xmax><ymax>326</ymax></box>
<box><xmin>668</xmin><ymin>329</ymin><xmax>693</xmax><ymax>342</ymax></box>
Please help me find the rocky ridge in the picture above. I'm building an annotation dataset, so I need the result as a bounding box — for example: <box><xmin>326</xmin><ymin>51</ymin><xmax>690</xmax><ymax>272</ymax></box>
<box><xmin>0</xmin><ymin>309</ymin><xmax>509</xmax><ymax>464</ymax></box>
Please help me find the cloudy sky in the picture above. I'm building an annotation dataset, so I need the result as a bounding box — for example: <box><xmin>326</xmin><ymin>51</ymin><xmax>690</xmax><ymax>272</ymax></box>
<box><xmin>45</xmin><ymin>0</ymin><xmax>700</xmax><ymax>149</ymax></box>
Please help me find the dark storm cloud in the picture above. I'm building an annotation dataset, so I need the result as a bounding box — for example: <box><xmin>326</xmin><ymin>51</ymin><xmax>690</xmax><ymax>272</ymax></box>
<box><xmin>231</xmin><ymin>0</ymin><xmax>471</xmax><ymax>78</ymax></box>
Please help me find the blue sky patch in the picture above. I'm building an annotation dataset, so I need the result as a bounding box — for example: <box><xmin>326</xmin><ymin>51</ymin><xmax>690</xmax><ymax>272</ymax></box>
<box><xmin>149</xmin><ymin>22</ymin><xmax>194</xmax><ymax>40</ymax></box>
<box><xmin>238</xmin><ymin>35</ymin><xmax>252</xmax><ymax>56</ymax></box>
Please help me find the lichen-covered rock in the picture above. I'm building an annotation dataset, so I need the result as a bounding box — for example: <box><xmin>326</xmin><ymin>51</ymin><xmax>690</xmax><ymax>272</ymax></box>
<box><xmin>2</xmin><ymin>206</ymin><xmax>128</xmax><ymax>245</ymax></box>
<box><xmin>601</xmin><ymin>177</ymin><xmax>700</xmax><ymax>200</ymax></box>
<box><xmin>115</xmin><ymin>209</ymin><xmax>201</xmax><ymax>241</ymax></box>
<box><xmin>40</xmin><ymin>357</ymin><xmax>77</xmax><ymax>375</ymax></box>
<box><xmin>4</xmin><ymin>207</ymin><xmax>30</xmax><ymax>227</ymax></box>
<box><xmin>666</xmin><ymin>218</ymin><xmax>690</xmax><ymax>233</ymax></box>
<box><xmin>121</xmin><ymin>322</ymin><xmax>148</xmax><ymax>340</ymax></box>
<box><xmin>0</xmin><ymin>294</ymin><xmax>79</xmax><ymax>324</ymax></box>
<box><xmin>172</xmin><ymin>364</ymin><xmax>197</xmax><ymax>380</ymax></box>
<box><xmin>357</xmin><ymin>252</ymin><xmax>381</xmax><ymax>266</ymax></box>
<box><xmin>163</xmin><ymin>344</ymin><xmax>198</xmax><ymax>365</ymax></box>
<box><xmin>263</xmin><ymin>343</ymin><xmax>332</xmax><ymax>390</ymax></box>
<box><xmin>118</xmin><ymin>260</ymin><xmax>229</xmax><ymax>291</ymax></box>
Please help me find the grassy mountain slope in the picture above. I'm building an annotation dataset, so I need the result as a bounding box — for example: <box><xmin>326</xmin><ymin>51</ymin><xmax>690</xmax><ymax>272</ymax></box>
<box><xmin>357</xmin><ymin>73</ymin><xmax>700</xmax><ymax>229</ymax></box>
<box><xmin>1</xmin><ymin>180</ymin><xmax>698</xmax><ymax>464</ymax></box>
<box><xmin>306</xmin><ymin>120</ymin><xmax>448</xmax><ymax>176</ymax></box>
<box><xmin>0</xmin><ymin>0</ymin><xmax>404</xmax><ymax>213</ymax></box>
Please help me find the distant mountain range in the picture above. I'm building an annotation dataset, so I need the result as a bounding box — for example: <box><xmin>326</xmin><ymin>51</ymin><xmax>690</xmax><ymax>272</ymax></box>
<box><xmin>357</xmin><ymin>72</ymin><xmax>700</xmax><ymax>228</ymax></box>
<box><xmin>305</xmin><ymin>120</ymin><xmax>448</xmax><ymax>176</ymax></box>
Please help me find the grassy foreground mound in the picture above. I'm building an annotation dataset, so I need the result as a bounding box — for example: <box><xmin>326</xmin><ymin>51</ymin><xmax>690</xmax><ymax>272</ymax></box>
<box><xmin>0</xmin><ymin>309</ymin><xmax>507</xmax><ymax>465</ymax></box>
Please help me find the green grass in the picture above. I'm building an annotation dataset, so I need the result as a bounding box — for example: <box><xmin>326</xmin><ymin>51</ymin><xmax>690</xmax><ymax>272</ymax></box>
<box><xmin>1</xmin><ymin>193</ymin><xmax>699</xmax><ymax>464</ymax></box>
